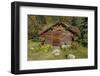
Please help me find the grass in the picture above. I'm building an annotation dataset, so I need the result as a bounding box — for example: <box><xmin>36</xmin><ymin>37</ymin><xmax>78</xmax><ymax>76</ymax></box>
<box><xmin>28</xmin><ymin>39</ymin><xmax>88</xmax><ymax>60</ymax></box>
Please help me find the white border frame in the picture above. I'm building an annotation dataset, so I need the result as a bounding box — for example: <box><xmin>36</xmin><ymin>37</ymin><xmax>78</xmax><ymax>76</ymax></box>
<box><xmin>20</xmin><ymin>6</ymin><xmax>95</xmax><ymax>70</ymax></box>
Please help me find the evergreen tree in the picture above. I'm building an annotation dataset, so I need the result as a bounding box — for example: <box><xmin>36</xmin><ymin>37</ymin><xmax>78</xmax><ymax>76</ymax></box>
<box><xmin>71</xmin><ymin>17</ymin><xmax>88</xmax><ymax>47</ymax></box>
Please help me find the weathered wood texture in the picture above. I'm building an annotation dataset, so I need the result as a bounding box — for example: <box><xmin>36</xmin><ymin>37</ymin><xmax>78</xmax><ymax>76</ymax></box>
<box><xmin>39</xmin><ymin>22</ymin><xmax>80</xmax><ymax>46</ymax></box>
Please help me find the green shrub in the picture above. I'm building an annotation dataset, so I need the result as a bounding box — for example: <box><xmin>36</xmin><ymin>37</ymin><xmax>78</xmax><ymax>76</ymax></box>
<box><xmin>40</xmin><ymin>44</ymin><xmax>53</xmax><ymax>53</ymax></box>
<box><xmin>69</xmin><ymin>42</ymin><xmax>79</xmax><ymax>50</ymax></box>
<box><xmin>32</xmin><ymin>38</ymin><xmax>40</xmax><ymax>42</ymax></box>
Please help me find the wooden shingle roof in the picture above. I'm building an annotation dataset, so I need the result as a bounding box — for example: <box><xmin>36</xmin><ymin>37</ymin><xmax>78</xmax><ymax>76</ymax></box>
<box><xmin>39</xmin><ymin>22</ymin><xmax>80</xmax><ymax>36</ymax></box>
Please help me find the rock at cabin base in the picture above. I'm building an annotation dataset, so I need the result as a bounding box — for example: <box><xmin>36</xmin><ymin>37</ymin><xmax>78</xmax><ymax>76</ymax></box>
<box><xmin>61</xmin><ymin>44</ymin><xmax>71</xmax><ymax>48</ymax></box>
<box><xmin>61</xmin><ymin>45</ymin><xmax>66</xmax><ymax>48</ymax></box>
<box><xmin>67</xmin><ymin>54</ymin><xmax>75</xmax><ymax>59</ymax></box>
<box><xmin>52</xmin><ymin>49</ymin><xmax>60</xmax><ymax>56</ymax></box>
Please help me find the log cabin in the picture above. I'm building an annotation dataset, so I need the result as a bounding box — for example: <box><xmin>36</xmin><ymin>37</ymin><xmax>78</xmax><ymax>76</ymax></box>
<box><xmin>39</xmin><ymin>22</ymin><xmax>80</xmax><ymax>46</ymax></box>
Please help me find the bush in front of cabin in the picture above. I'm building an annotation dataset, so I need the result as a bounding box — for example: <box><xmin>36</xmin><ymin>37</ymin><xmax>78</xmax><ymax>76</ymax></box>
<box><xmin>40</xmin><ymin>44</ymin><xmax>53</xmax><ymax>53</ymax></box>
<box><xmin>69</xmin><ymin>42</ymin><xmax>79</xmax><ymax>50</ymax></box>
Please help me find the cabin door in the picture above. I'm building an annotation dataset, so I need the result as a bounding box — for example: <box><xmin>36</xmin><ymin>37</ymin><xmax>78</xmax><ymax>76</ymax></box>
<box><xmin>52</xmin><ymin>31</ymin><xmax>61</xmax><ymax>46</ymax></box>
